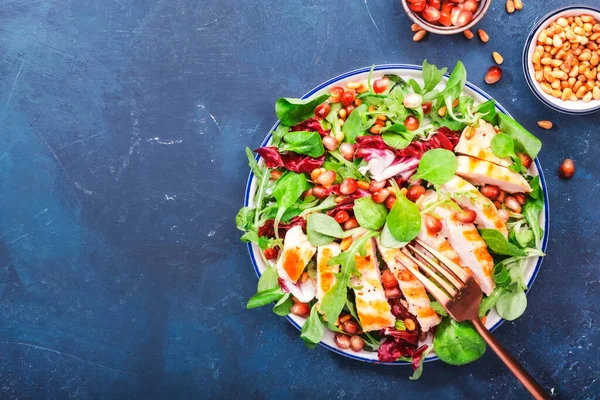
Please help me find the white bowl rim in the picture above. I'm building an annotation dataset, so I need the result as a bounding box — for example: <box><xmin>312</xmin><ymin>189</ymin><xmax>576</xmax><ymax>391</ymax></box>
<box><xmin>522</xmin><ymin>5</ymin><xmax>600</xmax><ymax>115</ymax></box>
<box><xmin>244</xmin><ymin>64</ymin><xmax>550</xmax><ymax>365</ymax></box>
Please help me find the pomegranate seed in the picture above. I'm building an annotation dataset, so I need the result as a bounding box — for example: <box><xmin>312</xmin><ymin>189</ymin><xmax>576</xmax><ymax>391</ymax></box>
<box><xmin>369</xmin><ymin>180</ymin><xmax>387</xmax><ymax>192</ymax></box>
<box><xmin>404</xmin><ymin>115</ymin><xmax>419</xmax><ymax>131</ymax></box>
<box><xmin>485</xmin><ymin>66</ymin><xmax>502</xmax><ymax>84</ymax></box>
<box><xmin>455</xmin><ymin>10</ymin><xmax>473</xmax><ymax>27</ymax></box>
<box><xmin>382</xmin><ymin>269</ymin><xmax>399</xmax><ymax>289</ymax></box>
<box><xmin>422</xmin><ymin>101</ymin><xmax>432</xmax><ymax>114</ymax></box>
<box><xmin>504</xmin><ymin>197</ymin><xmax>521</xmax><ymax>213</ymax></box>
<box><xmin>334</xmin><ymin>210</ymin><xmax>350</xmax><ymax>224</ymax></box>
<box><xmin>409</xmin><ymin>0</ymin><xmax>426</xmax><ymax>12</ymax></box>
<box><xmin>480</xmin><ymin>185</ymin><xmax>500</xmax><ymax>200</ymax></box>
<box><xmin>263</xmin><ymin>247</ymin><xmax>278</xmax><ymax>260</ymax></box>
<box><xmin>450</xmin><ymin>6</ymin><xmax>462</xmax><ymax>25</ymax></box>
<box><xmin>498</xmin><ymin>209</ymin><xmax>510</xmax><ymax>223</ymax></box>
<box><xmin>340</xmin><ymin>178</ymin><xmax>358</xmax><ymax>195</ymax></box>
<box><xmin>439</xmin><ymin>10</ymin><xmax>452</xmax><ymax>26</ymax></box>
<box><xmin>314</xmin><ymin>102</ymin><xmax>331</xmax><ymax>120</ymax></box>
<box><xmin>341</xmin><ymin>90</ymin><xmax>356</xmax><ymax>107</ymax></box>
<box><xmin>290</xmin><ymin>302</ymin><xmax>310</xmax><ymax>317</ymax></box>
<box><xmin>270</xmin><ymin>169</ymin><xmax>283</xmax><ymax>180</ymax></box>
<box><xmin>456</xmin><ymin>209</ymin><xmax>477</xmax><ymax>224</ymax></box>
<box><xmin>428</xmin><ymin>0</ymin><xmax>441</xmax><ymax>10</ymax></box>
<box><xmin>312</xmin><ymin>186</ymin><xmax>329</xmax><ymax>199</ymax></box>
<box><xmin>441</xmin><ymin>1</ymin><xmax>454</xmax><ymax>13</ymax></box>
<box><xmin>316</xmin><ymin>171</ymin><xmax>336</xmax><ymax>188</ymax></box>
<box><xmin>342</xmin><ymin>320</ymin><xmax>361</xmax><ymax>335</ymax></box>
<box><xmin>423</xmin><ymin>5</ymin><xmax>441</xmax><ymax>22</ymax></box>
<box><xmin>518</xmin><ymin>153</ymin><xmax>532</xmax><ymax>169</ymax></box>
<box><xmin>350</xmin><ymin>335</ymin><xmax>365</xmax><ymax>352</ymax></box>
<box><xmin>343</xmin><ymin>218</ymin><xmax>359</xmax><ymax>230</ymax></box>
<box><xmin>462</xmin><ymin>0</ymin><xmax>477</xmax><ymax>12</ymax></box>
<box><xmin>513</xmin><ymin>193</ymin><xmax>527</xmax><ymax>206</ymax></box>
<box><xmin>322</xmin><ymin>135</ymin><xmax>339</xmax><ymax>151</ymax></box>
<box><xmin>334</xmin><ymin>333</ymin><xmax>351</xmax><ymax>349</ymax></box>
<box><xmin>425</xmin><ymin>214</ymin><xmax>443</xmax><ymax>234</ymax></box>
<box><xmin>339</xmin><ymin>143</ymin><xmax>355</xmax><ymax>161</ymax></box>
<box><xmin>373</xmin><ymin>77</ymin><xmax>390</xmax><ymax>94</ymax></box>
<box><xmin>497</xmin><ymin>190</ymin><xmax>506</xmax><ymax>203</ymax></box>
<box><xmin>372</xmin><ymin>188</ymin><xmax>390</xmax><ymax>204</ymax></box>
<box><xmin>345</xmin><ymin>105</ymin><xmax>355</xmax><ymax>115</ymax></box>
<box><xmin>385</xmin><ymin>194</ymin><xmax>396</xmax><ymax>209</ymax></box>
<box><xmin>385</xmin><ymin>287</ymin><xmax>402</xmax><ymax>299</ymax></box>
<box><xmin>406</xmin><ymin>185</ymin><xmax>425</xmax><ymax>202</ymax></box>
<box><xmin>328</xmin><ymin>86</ymin><xmax>345</xmax><ymax>103</ymax></box>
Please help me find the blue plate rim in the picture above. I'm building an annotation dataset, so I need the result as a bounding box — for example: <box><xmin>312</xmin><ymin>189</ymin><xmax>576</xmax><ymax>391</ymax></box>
<box><xmin>243</xmin><ymin>64</ymin><xmax>550</xmax><ymax>365</ymax></box>
<box><xmin>521</xmin><ymin>5</ymin><xmax>600</xmax><ymax>115</ymax></box>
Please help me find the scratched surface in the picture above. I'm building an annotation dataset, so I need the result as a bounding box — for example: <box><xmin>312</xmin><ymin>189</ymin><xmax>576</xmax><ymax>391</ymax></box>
<box><xmin>0</xmin><ymin>0</ymin><xmax>598</xmax><ymax>399</ymax></box>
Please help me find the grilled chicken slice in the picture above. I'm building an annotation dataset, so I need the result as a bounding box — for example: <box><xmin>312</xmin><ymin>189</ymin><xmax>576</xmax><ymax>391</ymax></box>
<box><xmin>276</xmin><ymin>225</ymin><xmax>317</xmax><ymax>302</ymax></box>
<box><xmin>377</xmin><ymin>239</ymin><xmax>441</xmax><ymax>332</ymax></box>
<box><xmin>415</xmin><ymin>211</ymin><xmax>464</xmax><ymax>268</ymax></box>
<box><xmin>456</xmin><ymin>155</ymin><xmax>532</xmax><ymax>194</ymax></box>
<box><xmin>351</xmin><ymin>231</ymin><xmax>395</xmax><ymax>332</ymax></box>
<box><xmin>440</xmin><ymin>175</ymin><xmax>508</xmax><ymax>238</ymax></box>
<box><xmin>418</xmin><ymin>191</ymin><xmax>496</xmax><ymax>295</ymax></box>
<box><xmin>316</xmin><ymin>243</ymin><xmax>341</xmax><ymax>301</ymax></box>
<box><xmin>455</xmin><ymin>120</ymin><xmax>512</xmax><ymax>167</ymax></box>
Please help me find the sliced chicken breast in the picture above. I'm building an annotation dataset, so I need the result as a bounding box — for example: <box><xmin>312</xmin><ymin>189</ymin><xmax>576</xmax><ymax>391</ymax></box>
<box><xmin>350</xmin><ymin>232</ymin><xmax>395</xmax><ymax>332</ymax></box>
<box><xmin>455</xmin><ymin>120</ymin><xmax>512</xmax><ymax>167</ymax></box>
<box><xmin>277</xmin><ymin>225</ymin><xmax>317</xmax><ymax>284</ymax></box>
<box><xmin>456</xmin><ymin>155</ymin><xmax>532</xmax><ymax>194</ymax></box>
<box><xmin>377</xmin><ymin>239</ymin><xmax>441</xmax><ymax>332</ymax></box>
<box><xmin>440</xmin><ymin>175</ymin><xmax>508</xmax><ymax>238</ymax></box>
<box><xmin>418</xmin><ymin>191</ymin><xmax>496</xmax><ymax>295</ymax></box>
<box><xmin>316</xmin><ymin>243</ymin><xmax>341</xmax><ymax>301</ymax></box>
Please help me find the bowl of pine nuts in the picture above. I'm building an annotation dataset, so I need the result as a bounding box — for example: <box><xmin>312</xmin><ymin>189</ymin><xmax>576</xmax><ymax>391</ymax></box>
<box><xmin>523</xmin><ymin>6</ymin><xmax>600</xmax><ymax>114</ymax></box>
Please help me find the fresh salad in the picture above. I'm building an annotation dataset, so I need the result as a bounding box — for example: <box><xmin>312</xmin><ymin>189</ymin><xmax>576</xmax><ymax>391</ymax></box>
<box><xmin>236</xmin><ymin>61</ymin><xmax>545</xmax><ymax>379</ymax></box>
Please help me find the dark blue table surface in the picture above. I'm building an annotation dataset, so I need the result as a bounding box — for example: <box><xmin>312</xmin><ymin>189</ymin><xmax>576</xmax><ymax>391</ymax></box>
<box><xmin>0</xmin><ymin>1</ymin><xmax>599</xmax><ymax>399</ymax></box>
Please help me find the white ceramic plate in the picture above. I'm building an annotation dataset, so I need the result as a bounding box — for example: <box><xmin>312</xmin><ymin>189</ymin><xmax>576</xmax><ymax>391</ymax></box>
<box><xmin>523</xmin><ymin>6</ymin><xmax>600</xmax><ymax>115</ymax></box>
<box><xmin>244</xmin><ymin>65</ymin><xmax>550</xmax><ymax>365</ymax></box>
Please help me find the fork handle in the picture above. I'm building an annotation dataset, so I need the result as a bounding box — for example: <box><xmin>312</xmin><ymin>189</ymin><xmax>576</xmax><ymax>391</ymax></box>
<box><xmin>471</xmin><ymin>318</ymin><xmax>550</xmax><ymax>400</ymax></box>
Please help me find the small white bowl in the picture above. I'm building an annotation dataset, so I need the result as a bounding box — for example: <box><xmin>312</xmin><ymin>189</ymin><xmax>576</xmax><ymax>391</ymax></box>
<box><xmin>523</xmin><ymin>5</ymin><xmax>600</xmax><ymax>115</ymax></box>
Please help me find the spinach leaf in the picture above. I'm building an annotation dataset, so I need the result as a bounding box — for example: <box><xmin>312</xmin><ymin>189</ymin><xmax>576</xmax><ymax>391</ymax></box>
<box><xmin>478</xmin><ymin>287</ymin><xmax>504</xmax><ymax>317</ymax></box>
<box><xmin>492</xmin><ymin>263</ymin><xmax>511</xmax><ymax>287</ymax></box>
<box><xmin>433</xmin><ymin>318</ymin><xmax>486</xmax><ymax>365</ymax></box>
<box><xmin>273</xmin><ymin>293</ymin><xmax>293</xmax><ymax>316</ymax></box>
<box><xmin>273</xmin><ymin>171</ymin><xmax>307</xmax><ymax>238</ymax></box>
<box><xmin>522</xmin><ymin>182</ymin><xmax>544</xmax><ymax>248</ymax></box>
<box><xmin>246</xmin><ymin>147</ymin><xmax>264</xmax><ymax>181</ymax></box>
<box><xmin>300</xmin><ymin>195</ymin><xmax>337</xmax><ymax>216</ymax></box>
<box><xmin>275</xmin><ymin>94</ymin><xmax>330</xmax><ymax>126</ymax></box>
<box><xmin>386</xmin><ymin>193</ymin><xmax>421</xmax><ymax>242</ymax></box>
<box><xmin>408</xmin><ymin>79</ymin><xmax>422</xmax><ymax>94</ymax></box>
<box><xmin>236</xmin><ymin>207</ymin><xmax>255</xmax><ymax>231</ymax></box>
<box><xmin>271</xmin><ymin>124</ymin><xmax>289</xmax><ymax>147</ymax></box>
<box><xmin>490</xmin><ymin>134</ymin><xmax>516</xmax><ymax>158</ymax></box>
<box><xmin>422</xmin><ymin>59</ymin><xmax>447</xmax><ymax>94</ymax></box>
<box><xmin>409</xmin><ymin>346</ymin><xmax>434</xmax><ymax>380</ymax></box>
<box><xmin>412</xmin><ymin>149</ymin><xmax>458</xmax><ymax>184</ymax></box>
<box><xmin>437</xmin><ymin>61</ymin><xmax>466</xmax><ymax>106</ymax></box>
<box><xmin>379</xmin><ymin>222</ymin><xmax>408</xmax><ymax>248</ymax></box>
<box><xmin>307</xmin><ymin>213</ymin><xmax>344</xmax><ymax>246</ymax></box>
<box><xmin>301</xmin><ymin>305</ymin><xmax>325</xmax><ymax>345</ymax></box>
<box><xmin>475</xmin><ymin>99</ymin><xmax>497</xmax><ymax>124</ymax></box>
<box><xmin>382</xmin><ymin>124</ymin><xmax>415</xmax><ymax>149</ymax></box>
<box><xmin>479</xmin><ymin>229</ymin><xmax>527</xmax><ymax>257</ymax></box>
<box><xmin>497</xmin><ymin>113</ymin><xmax>542</xmax><ymax>159</ymax></box>
<box><xmin>495</xmin><ymin>288</ymin><xmax>527</xmax><ymax>321</ymax></box>
<box><xmin>280</xmin><ymin>131</ymin><xmax>325</xmax><ymax>157</ymax></box>
<box><xmin>354</xmin><ymin>196</ymin><xmax>388</xmax><ymax>231</ymax></box>
<box><xmin>246</xmin><ymin>287</ymin><xmax>284</xmax><ymax>309</ymax></box>
<box><xmin>257</xmin><ymin>266</ymin><xmax>280</xmax><ymax>292</ymax></box>
<box><xmin>514</xmin><ymin>227</ymin><xmax>534</xmax><ymax>248</ymax></box>
<box><xmin>342</xmin><ymin>104</ymin><xmax>372</xmax><ymax>144</ymax></box>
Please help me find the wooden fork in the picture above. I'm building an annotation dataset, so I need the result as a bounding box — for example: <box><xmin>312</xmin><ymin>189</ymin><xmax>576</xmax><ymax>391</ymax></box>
<box><xmin>398</xmin><ymin>238</ymin><xmax>550</xmax><ymax>400</ymax></box>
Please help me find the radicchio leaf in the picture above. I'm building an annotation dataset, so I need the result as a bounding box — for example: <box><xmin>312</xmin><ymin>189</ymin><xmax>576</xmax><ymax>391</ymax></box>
<box><xmin>291</xmin><ymin>117</ymin><xmax>330</xmax><ymax>137</ymax></box>
<box><xmin>411</xmin><ymin>344</ymin><xmax>429</xmax><ymax>370</ymax></box>
<box><xmin>377</xmin><ymin>338</ymin><xmax>416</xmax><ymax>363</ymax></box>
<box><xmin>258</xmin><ymin>216</ymin><xmax>306</xmax><ymax>239</ymax></box>
<box><xmin>255</xmin><ymin>147</ymin><xmax>325</xmax><ymax>174</ymax></box>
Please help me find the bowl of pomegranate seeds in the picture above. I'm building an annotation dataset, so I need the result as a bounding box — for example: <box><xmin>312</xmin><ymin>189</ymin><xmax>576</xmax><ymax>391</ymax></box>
<box><xmin>401</xmin><ymin>0</ymin><xmax>492</xmax><ymax>35</ymax></box>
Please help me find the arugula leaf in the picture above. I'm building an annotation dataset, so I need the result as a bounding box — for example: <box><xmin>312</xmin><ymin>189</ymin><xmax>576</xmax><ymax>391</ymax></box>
<box><xmin>437</xmin><ymin>61</ymin><xmax>466</xmax><ymax>106</ymax></box>
<box><xmin>384</xmin><ymin>74</ymin><xmax>407</xmax><ymax>91</ymax></box>
<box><xmin>412</xmin><ymin>149</ymin><xmax>458</xmax><ymax>184</ymax></box>
<box><xmin>271</xmin><ymin>125</ymin><xmax>289</xmax><ymax>147</ymax></box>
<box><xmin>408</xmin><ymin>78</ymin><xmax>422</xmax><ymax>94</ymax></box>
<box><xmin>275</xmin><ymin>94</ymin><xmax>330</xmax><ymax>126</ymax></box>
<box><xmin>257</xmin><ymin>266</ymin><xmax>280</xmax><ymax>292</ymax></box>
<box><xmin>240</xmin><ymin>230</ymin><xmax>259</xmax><ymax>243</ymax></box>
<box><xmin>497</xmin><ymin>113</ymin><xmax>542</xmax><ymax>159</ymax></box>
<box><xmin>382</xmin><ymin>124</ymin><xmax>415</xmax><ymax>149</ymax></box>
<box><xmin>272</xmin><ymin>171</ymin><xmax>307</xmax><ymax>238</ymax></box>
<box><xmin>246</xmin><ymin>287</ymin><xmax>284</xmax><ymax>309</ymax></box>
<box><xmin>362</xmin><ymin>331</ymin><xmax>381</xmax><ymax>350</ymax></box>
<box><xmin>246</xmin><ymin>147</ymin><xmax>264</xmax><ymax>180</ymax></box>
<box><xmin>354</xmin><ymin>196</ymin><xmax>388</xmax><ymax>231</ymax></box>
<box><xmin>478</xmin><ymin>287</ymin><xmax>504</xmax><ymax>317</ymax></box>
<box><xmin>475</xmin><ymin>99</ymin><xmax>497</xmax><ymax>124</ymax></box>
<box><xmin>490</xmin><ymin>134</ymin><xmax>516</xmax><ymax>158</ymax></box>
<box><xmin>301</xmin><ymin>305</ymin><xmax>325</xmax><ymax>344</ymax></box>
<box><xmin>495</xmin><ymin>288</ymin><xmax>527</xmax><ymax>321</ymax></box>
<box><xmin>307</xmin><ymin>213</ymin><xmax>344</xmax><ymax>246</ymax></box>
<box><xmin>342</xmin><ymin>104</ymin><xmax>373</xmax><ymax>144</ymax></box>
<box><xmin>279</xmin><ymin>131</ymin><xmax>325</xmax><ymax>157</ymax></box>
<box><xmin>433</xmin><ymin>318</ymin><xmax>486</xmax><ymax>366</ymax></box>
<box><xmin>386</xmin><ymin>193</ymin><xmax>421</xmax><ymax>243</ymax></box>
<box><xmin>273</xmin><ymin>293</ymin><xmax>293</xmax><ymax>316</ymax></box>
<box><xmin>422</xmin><ymin>60</ymin><xmax>447</xmax><ymax>94</ymax></box>
<box><xmin>479</xmin><ymin>229</ymin><xmax>527</xmax><ymax>256</ymax></box>
<box><xmin>409</xmin><ymin>346</ymin><xmax>434</xmax><ymax>380</ymax></box>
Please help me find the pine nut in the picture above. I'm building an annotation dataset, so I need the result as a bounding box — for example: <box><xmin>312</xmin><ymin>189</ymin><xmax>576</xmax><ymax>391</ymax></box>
<box><xmin>413</xmin><ymin>30</ymin><xmax>427</xmax><ymax>42</ymax></box>
<box><xmin>464</xmin><ymin>29</ymin><xmax>474</xmax><ymax>40</ymax></box>
<box><xmin>493</xmin><ymin>52</ymin><xmax>504</xmax><ymax>64</ymax></box>
<box><xmin>514</xmin><ymin>0</ymin><xmax>522</xmax><ymax>10</ymax></box>
<box><xmin>506</xmin><ymin>0</ymin><xmax>515</xmax><ymax>14</ymax></box>
<box><xmin>593</xmin><ymin>86</ymin><xmax>600</xmax><ymax>100</ymax></box>
<box><xmin>583</xmin><ymin>91</ymin><xmax>593</xmax><ymax>102</ymax></box>
<box><xmin>411</xmin><ymin>23</ymin><xmax>421</xmax><ymax>32</ymax></box>
<box><xmin>478</xmin><ymin>29</ymin><xmax>489</xmax><ymax>43</ymax></box>
<box><xmin>346</xmin><ymin>82</ymin><xmax>361</xmax><ymax>89</ymax></box>
<box><xmin>537</xmin><ymin>120</ymin><xmax>553</xmax><ymax>130</ymax></box>
<box><xmin>437</xmin><ymin>106</ymin><xmax>447</xmax><ymax>117</ymax></box>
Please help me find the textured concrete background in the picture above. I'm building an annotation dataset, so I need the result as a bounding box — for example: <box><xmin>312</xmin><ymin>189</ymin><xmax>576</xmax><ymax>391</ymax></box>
<box><xmin>0</xmin><ymin>0</ymin><xmax>598</xmax><ymax>399</ymax></box>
